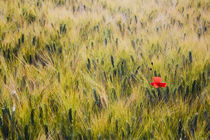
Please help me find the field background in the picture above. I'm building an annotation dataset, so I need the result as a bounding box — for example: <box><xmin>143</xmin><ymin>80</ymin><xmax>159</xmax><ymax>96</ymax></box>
<box><xmin>0</xmin><ymin>0</ymin><xmax>209</xmax><ymax>139</ymax></box>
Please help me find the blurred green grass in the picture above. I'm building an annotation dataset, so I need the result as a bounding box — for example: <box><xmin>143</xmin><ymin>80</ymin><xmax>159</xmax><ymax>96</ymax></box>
<box><xmin>0</xmin><ymin>0</ymin><xmax>209</xmax><ymax>139</ymax></box>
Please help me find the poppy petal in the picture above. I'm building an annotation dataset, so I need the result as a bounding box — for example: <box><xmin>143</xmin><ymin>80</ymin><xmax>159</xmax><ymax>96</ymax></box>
<box><xmin>153</xmin><ymin>77</ymin><xmax>161</xmax><ymax>83</ymax></box>
<box><xmin>154</xmin><ymin>83</ymin><xmax>159</xmax><ymax>88</ymax></box>
<box><xmin>151</xmin><ymin>82</ymin><xmax>155</xmax><ymax>86</ymax></box>
<box><xmin>161</xmin><ymin>83</ymin><xmax>166</xmax><ymax>88</ymax></box>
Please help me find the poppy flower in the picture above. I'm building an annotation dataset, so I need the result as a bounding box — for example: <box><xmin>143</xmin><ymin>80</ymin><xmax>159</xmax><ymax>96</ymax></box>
<box><xmin>151</xmin><ymin>77</ymin><xmax>166</xmax><ymax>88</ymax></box>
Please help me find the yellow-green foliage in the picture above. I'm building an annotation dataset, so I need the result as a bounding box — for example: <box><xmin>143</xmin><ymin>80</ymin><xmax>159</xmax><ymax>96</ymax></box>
<box><xmin>0</xmin><ymin>0</ymin><xmax>209</xmax><ymax>139</ymax></box>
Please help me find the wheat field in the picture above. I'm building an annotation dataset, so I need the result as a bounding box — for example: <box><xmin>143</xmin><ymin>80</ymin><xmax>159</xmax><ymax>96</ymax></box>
<box><xmin>0</xmin><ymin>0</ymin><xmax>209</xmax><ymax>139</ymax></box>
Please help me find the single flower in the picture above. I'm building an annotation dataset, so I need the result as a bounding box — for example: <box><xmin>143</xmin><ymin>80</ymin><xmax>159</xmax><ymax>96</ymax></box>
<box><xmin>151</xmin><ymin>77</ymin><xmax>166</xmax><ymax>88</ymax></box>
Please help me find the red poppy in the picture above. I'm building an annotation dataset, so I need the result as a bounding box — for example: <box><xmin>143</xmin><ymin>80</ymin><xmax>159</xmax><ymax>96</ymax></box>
<box><xmin>151</xmin><ymin>77</ymin><xmax>166</xmax><ymax>88</ymax></box>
